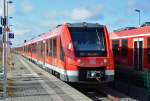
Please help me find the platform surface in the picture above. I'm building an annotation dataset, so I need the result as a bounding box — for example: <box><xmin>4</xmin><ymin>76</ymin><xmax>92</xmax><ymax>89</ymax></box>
<box><xmin>0</xmin><ymin>54</ymin><xmax>91</xmax><ymax>101</ymax></box>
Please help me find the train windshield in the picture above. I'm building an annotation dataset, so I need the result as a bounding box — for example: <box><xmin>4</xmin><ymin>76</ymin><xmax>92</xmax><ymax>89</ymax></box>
<box><xmin>69</xmin><ymin>27</ymin><xmax>106</xmax><ymax>57</ymax></box>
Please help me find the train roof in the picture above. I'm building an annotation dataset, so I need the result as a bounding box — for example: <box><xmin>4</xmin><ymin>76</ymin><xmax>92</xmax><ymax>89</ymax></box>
<box><xmin>20</xmin><ymin>22</ymin><xmax>105</xmax><ymax>46</ymax></box>
<box><xmin>22</xmin><ymin>25</ymin><xmax>64</xmax><ymax>46</ymax></box>
<box><xmin>65</xmin><ymin>22</ymin><xmax>104</xmax><ymax>28</ymax></box>
<box><xmin>110</xmin><ymin>26</ymin><xmax>150</xmax><ymax>39</ymax></box>
<box><xmin>141</xmin><ymin>22</ymin><xmax>150</xmax><ymax>27</ymax></box>
<box><xmin>113</xmin><ymin>27</ymin><xmax>137</xmax><ymax>32</ymax></box>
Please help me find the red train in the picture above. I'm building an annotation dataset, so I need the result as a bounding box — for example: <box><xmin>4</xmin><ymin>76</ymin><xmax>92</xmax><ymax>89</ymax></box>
<box><xmin>110</xmin><ymin>24</ymin><xmax>150</xmax><ymax>71</ymax></box>
<box><xmin>15</xmin><ymin>22</ymin><xmax>114</xmax><ymax>83</ymax></box>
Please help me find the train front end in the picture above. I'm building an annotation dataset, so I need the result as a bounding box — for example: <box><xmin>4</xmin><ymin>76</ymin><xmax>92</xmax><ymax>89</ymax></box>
<box><xmin>62</xmin><ymin>23</ymin><xmax>114</xmax><ymax>83</ymax></box>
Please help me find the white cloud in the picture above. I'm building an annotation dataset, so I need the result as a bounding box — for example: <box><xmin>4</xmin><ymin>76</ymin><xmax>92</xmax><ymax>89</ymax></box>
<box><xmin>0</xmin><ymin>7</ymin><xmax>3</xmax><ymax>16</ymax></box>
<box><xmin>0</xmin><ymin>1</ymin><xmax>3</xmax><ymax>16</ymax></box>
<box><xmin>71</xmin><ymin>6</ymin><xmax>103</xmax><ymax>21</ymax></box>
<box><xmin>40</xmin><ymin>21</ymin><xmax>55</xmax><ymax>28</ymax></box>
<box><xmin>71</xmin><ymin>8</ymin><xmax>92</xmax><ymax>20</ymax></box>
<box><xmin>128</xmin><ymin>0</ymin><xmax>136</xmax><ymax>7</ymax></box>
<box><xmin>14</xmin><ymin>29</ymin><xmax>30</xmax><ymax>35</ymax></box>
<box><xmin>41</xmin><ymin>5</ymin><xmax>104</xmax><ymax>29</ymax></box>
<box><xmin>9</xmin><ymin>4</ymin><xmax>16</xmax><ymax>16</ymax></box>
<box><xmin>21</xmin><ymin>0</ymin><xmax>33</xmax><ymax>13</ymax></box>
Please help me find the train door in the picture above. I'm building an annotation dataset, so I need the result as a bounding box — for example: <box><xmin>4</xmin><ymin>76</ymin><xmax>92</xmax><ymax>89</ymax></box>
<box><xmin>31</xmin><ymin>44</ymin><xmax>32</xmax><ymax>60</ymax></box>
<box><xmin>133</xmin><ymin>38</ymin><xmax>144</xmax><ymax>71</ymax></box>
<box><xmin>42</xmin><ymin>40</ymin><xmax>46</xmax><ymax>65</ymax></box>
<box><xmin>52</xmin><ymin>38</ymin><xmax>57</xmax><ymax>66</ymax></box>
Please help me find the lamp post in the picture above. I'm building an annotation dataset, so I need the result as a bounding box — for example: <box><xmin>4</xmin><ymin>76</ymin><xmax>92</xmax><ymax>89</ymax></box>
<box><xmin>7</xmin><ymin>1</ymin><xmax>13</xmax><ymax>26</ymax></box>
<box><xmin>6</xmin><ymin>1</ymin><xmax>13</xmax><ymax>57</ymax></box>
<box><xmin>135</xmin><ymin>9</ymin><xmax>141</xmax><ymax>26</ymax></box>
<box><xmin>3</xmin><ymin>0</ymin><xmax>7</xmax><ymax>97</ymax></box>
<box><xmin>2</xmin><ymin>0</ymin><xmax>13</xmax><ymax>97</ymax></box>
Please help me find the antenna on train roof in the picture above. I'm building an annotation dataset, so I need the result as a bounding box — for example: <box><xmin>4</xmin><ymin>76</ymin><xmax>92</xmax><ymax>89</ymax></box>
<box><xmin>83</xmin><ymin>22</ymin><xmax>88</xmax><ymax>26</ymax></box>
<box><xmin>56</xmin><ymin>24</ymin><xmax>62</xmax><ymax>28</ymax></box>
<box><xmin>95</xmin><ymin>22</ymin><xmax>99</xmax><ymax>25</ymax></box>
<box><xmin>114</xmin><ymin>27</ymin><xmax>137</xmax><ymax>32</ymax></box>
<box><xmin>140</xmin><ymin>22</ymin><xmax>150</xmax><ymax>27</ymax></box>
<box><xmin>24</xmin><ymin>40</ymin><xmax>26</xmax><ymax>43</ymax></box>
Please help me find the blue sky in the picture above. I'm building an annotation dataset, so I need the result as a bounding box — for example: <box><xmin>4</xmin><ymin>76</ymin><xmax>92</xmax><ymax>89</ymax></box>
<box><xmin>0</xmin><ymin>0</ymin><xmax>150</xmax><ymax>47</ymax></box>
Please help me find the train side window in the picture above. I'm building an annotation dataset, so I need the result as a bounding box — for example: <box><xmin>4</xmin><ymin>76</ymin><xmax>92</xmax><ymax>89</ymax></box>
<box><xmin>23</xmin><ymin>46</ymin><xmax>25</xmax><ymax>52</ymax></box>
<box><xmin>32</xmin><ymin>43</ymin><xmax>36</xmax><ymax>53</ymax></box>
<box><xmin>46</xmin><ymin>40</ymin><xmax>49</xmax><ymax>55</ymax></box>
<box><xmin>27</xmin><ymin>46</ymin><xmax>28</xmax><ymax>52</ymax></box>
<box><xmin>147</xmin><ymin>37</ymin><xmax>150</xmax><ymax>63</ymax></box>
<box><xmin>32</xmin><ymin>44</ymin><xmax>34</xmax><ymax>53</ymax></box>
<box><xmin>112</xmin><ymin>40</ymin><xmax>119</xmax><ymax>56</ymax></box>
<box><xmin>121</xmin><ymin>39</ymin><xmax>128</xmax><ymax>57</ymax></box>
<box><xmin>60</xmin><ymin>41</ymin><xmax>64</xmax><ymax>60</ymax></box>
<box><xmin>29</xmin><ymin>45</ymin><xmax>31</xmax><ymax>52</ymax></box>
<box><xmin>53</xmin><ymin>38</ymin><xmax>57</xmax><ymax>57</ymax></box>
<box><xmin>26</xmin><ymin>46</ymin><xmax>28</xmax><ymax>52</ymax></box>
<box><xmin>35</xmin><ymin>44</ymin><xmax>37</xmax><ymax>53</ymax></box>
<box><xmin>39</xmin><ymin>42</ymin><xmax>42</xmax><ymax>56</ymax></box>
<box><xmin>28</xmin><ymin>45</ymin><xmax>30</xmax><ymax>52</ymax></box>
<box><xmin>49</xmin><ymin>39</ymin><xmax>53</xmax><ymax>56</ymax></box>
<box><xmin>38</xmin><ymin>42</ymin><xmax>41</xmax><ymax>57</ymax></box>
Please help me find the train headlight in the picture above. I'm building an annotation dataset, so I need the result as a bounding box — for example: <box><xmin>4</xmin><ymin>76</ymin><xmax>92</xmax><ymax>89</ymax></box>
<box><xmin>103</xmin><ymin>59</ymin><xmax>107</xmax><ymax>63</ymax></box>
<box><xmin>67</xmin><ymin>42</ymin><xmax>73</xmax><ymax>51</ymax></box>
<box><xmin>91</xmin><ymin>72</ymin><xmax>95</xmax><ymax>77</ymax></box>
<box><xmin>101</xmin><ymin>59</ymin><xmax>107</xmax><ymax>65</ymax></box>
<box><xmin>77</xmin><ymin>59</ymin><xmax>85</xmax><ymax>65</ymax></box>
<box><xmin>77</xmin><ymin>59</ymin><xmax>81</xmax><ymax>63</ymax></box>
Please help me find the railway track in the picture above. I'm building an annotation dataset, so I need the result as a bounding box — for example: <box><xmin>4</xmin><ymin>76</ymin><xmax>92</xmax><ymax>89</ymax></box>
<box><xmin>77</xmin><ymin>87</ymin><xmax>108</xmax><ymax>101</ymax></box>
<box><xmin>69</xmin><ymin>83</ymin><xmax>124</xmax><ymax>101</ymax></box>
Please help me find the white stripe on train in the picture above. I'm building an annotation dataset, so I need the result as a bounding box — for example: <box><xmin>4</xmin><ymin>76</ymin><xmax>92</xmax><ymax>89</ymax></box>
<box><xmin>27</xmin><ymin>56</ymin><xmax>114</xmax><ymax>76</ymax></box>
<box><xmin>110</xmin><ymin>33</ymin><xmax>150</xmax><ymax>39</ymax></box>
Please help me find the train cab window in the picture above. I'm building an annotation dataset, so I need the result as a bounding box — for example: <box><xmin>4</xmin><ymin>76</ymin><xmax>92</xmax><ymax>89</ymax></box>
<box><xmin>69</xmin><ymin>27</ymin><xmax>106</xmax><ymax>57</ymax></box>
<box><xmin>147</xmin><ymin>37</ymin><xmax>150</xmax><ymax>63</ymax></box>
<box><xmin>49</xmin><ymin>39</ymin><xmax>53</xmax><ymax>56</ymax></box>
<box><xmin>53</xmin><ymin>38</ymin><xmax>57</xmax><ymax>57</ymax></box>
<box><xmin>112</xmin><ymin>40</ymin><xmax>119</xmax><ymax>56</ymax></box>
<box><xmin>60</xmin><ymin>41</ymin><xmax>64</xmax><ymax>60</ymax></box>
<box><xmin>121</xmin><ymin>39</ymin><xmax>128</xmax><ymax>57</ymax></box>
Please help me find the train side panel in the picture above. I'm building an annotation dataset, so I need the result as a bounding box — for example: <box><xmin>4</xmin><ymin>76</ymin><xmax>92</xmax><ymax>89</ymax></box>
<box><xmin>110</xmin><ymin>26</ymin><xmax>150</xmax><ymax>71</ymax></box>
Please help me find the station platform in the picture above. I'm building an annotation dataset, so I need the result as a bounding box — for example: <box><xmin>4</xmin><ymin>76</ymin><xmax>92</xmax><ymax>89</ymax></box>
<box><xmin>1</xmin><ymin>54</ymin><xmax>91</xmax><ymax>101</ymax></box>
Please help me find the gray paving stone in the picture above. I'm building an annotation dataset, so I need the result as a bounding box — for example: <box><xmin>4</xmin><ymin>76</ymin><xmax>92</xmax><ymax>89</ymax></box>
<box><xmin>4</xmin><ymin>54</ymin><xmax>92</xmax><ymax>101</ymax></box>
